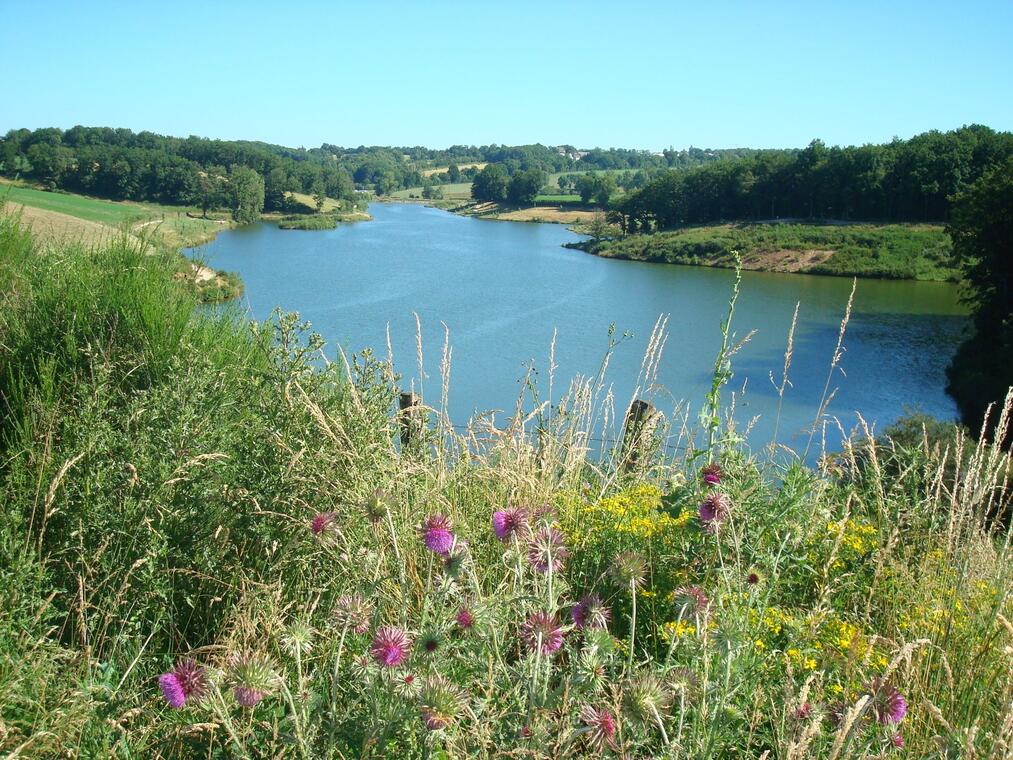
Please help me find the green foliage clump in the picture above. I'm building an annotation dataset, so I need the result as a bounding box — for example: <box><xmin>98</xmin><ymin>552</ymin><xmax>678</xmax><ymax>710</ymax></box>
<box><xmin>278</xmin><ymin>214</ymin><xmax>340</xmax><ymax>230</ymax></box>
<box><xmin>592</xmin><ymin>222</ymin><xmax>956</xmax><ymax>280</ymax></box>
<box><xmin>945</xmin><ymin>157</ymin><xmax>1013</xmax><ymax>442</ymax></box>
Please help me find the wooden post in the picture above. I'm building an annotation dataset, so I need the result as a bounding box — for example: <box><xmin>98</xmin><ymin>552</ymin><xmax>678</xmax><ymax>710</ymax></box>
<box><xmin>621</xmin><ymin>399</ymin><xmax>658</xmax><ymax>471</ymax></box>
<box><xmin>399</xmin><ymin>392</ymin><xmax>423</xmax><ymax>448</ymax></box>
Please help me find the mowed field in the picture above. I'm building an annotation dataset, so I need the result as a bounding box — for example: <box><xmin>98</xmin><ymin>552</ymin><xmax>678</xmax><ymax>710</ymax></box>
<box><xmin>420</xmin><ymin>162</ymin><xmax>486</xmax><ymax>177</ymax></box>
<box><xmin>389</xmin><ymin>182</ymin><xmax>473</xmax><ymax>200</ymax></box>
<box><xmin>0</xmin><ymin>180</ymin><xmax>229</xmax><ymax>248</ymax></box>
<box><xmin>284</xmin><ymin>190</ymin><xmax>348</xmax><ymax>213</ymax></box>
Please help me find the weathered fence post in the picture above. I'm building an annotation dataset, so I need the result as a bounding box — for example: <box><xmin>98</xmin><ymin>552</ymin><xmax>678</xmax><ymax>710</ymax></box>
<box><xmin>398</xmin><ymin>391</ymin><xmax>424</xmax><ymax>448</ymax></box>
<box><xmin>620</xmin><ymin>399</ymin><xmax>659</xmax><ymax>472</ymax></box>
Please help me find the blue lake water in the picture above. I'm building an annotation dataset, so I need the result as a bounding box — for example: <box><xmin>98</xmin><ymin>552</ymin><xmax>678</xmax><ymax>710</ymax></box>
<box><xmin>190</xmin><ymin>203</ymin><xmax>968</xmax><ymax>456</ymax></box>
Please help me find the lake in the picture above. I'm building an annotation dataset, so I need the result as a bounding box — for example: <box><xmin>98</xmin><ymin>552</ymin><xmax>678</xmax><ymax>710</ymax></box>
<box><xmin>190</xmin><ymin>203</ymin><xmax>968</xmax><ymax>457</ymax></box>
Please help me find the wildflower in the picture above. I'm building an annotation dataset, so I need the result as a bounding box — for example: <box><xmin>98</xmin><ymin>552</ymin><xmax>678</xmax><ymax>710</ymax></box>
<box><xmin>573</xmin><ymin>648</ymin><xmax>608</xmax><ymax>692</ymax></box>
<box><xmin>663</xmin><ymin>620</ymin><xmax>696</xmax><ymax>640</ymax></box>
<box><xmin>579</xmin><ymin>704</ymin><xmax>619</xmax><ymax>751</ymax></box>
<box><xmin>362</xmin><ymin>489</ymin><xmax>392</xmax><ymax>524</ymax></box>
<box><xmin>745</xmin><ymin>566</ymin><xmax>764</xmax><ymax>586</ymax></box>
<box><xmin>418</xmin><ymin>675</ymin><xmax>467</xmax><ymax>730</ymax></box>
<box><xmin>672</xmin><ymin>586</ymin><xmax>710</xmax><ymax>618</ymax></box>
<box><xmin>228</xmin><ymin>653</ymin><xmax>278</xmax><ymax>708</ymax></box>
<box><xmin>443</xmin><ymin>541</ymin><xmax>469</xmax><ymax>578</ymax></box>
<box><xmin>623</xmin><ymin>671</ymin><xmax>672</xmax><ymax>725</ymax></box>
<box><xmin>611</xmin><ymin>551</ymin><xmax>647</xmax><ymax>589</ymax></box>
<box><xmin>668</xmin><ymin>667</ymin><xmax>699</xmax><ymax>701</ymax></box>
<box><xmin>492</xmin><ymin>506</ymin><xmax>528</xmax><ymax>542</ymax></box>
<box><xmin>158</xmin><ymin>659</ymin><xmax>208</xmax><ymax>708</ymax></box>
<box><xmin>395</xmin><ymin>672</ymin><xmax>420</xmax><ymax>697</ymax></box>
<box><xmin>698</xmin><ymin>492</ymin><xmax>730</xmax><ymax>530</ymax></box>
<box><xmin>701</xmin><ymin>462</ymin><xmax>722</xmax><ymax>487</ymax></box>
<box><xmin>520</xmin><ymin>725</ymin><xmax>533</xmax><ymax>739</ymax></box>
<box><xmin>527</xmin><ymin>526</ymin><xmax>568</xmax><ymax>573</ymax></box>
<box><xmin>281</xmin><ymin>621</ymin><xmax>314</xmax><ymax>656</ymax></box>
<box><xmin>371</xmin><ymin>626</ymin><xmax>412</xmax><ymax>668</ymax></box>
<box><xmin>421</xmin><ymin>514</ymin><xmax>455</xmax><ymax>555</ymax></box>
<box><xmin>418</xmin><ymin>630</ymin><xmax>442</xmax><ymax>655</ymax></box>
<box><xmin>891</xmin><ymin>733</ymin><xmax>904</xmax><ymax>749</ymax></box>
<box><xmin>334</xmin><ymin>594</ymin><xmax>373</xmax><ymax>634</ymax></box>
<box><xmin>522</xmin><ymin>611</ymin><xmax>564</xmax><ymax>655</ymax></box>
<box><xmin>456</xmin><ymin>606</ymin><xmax>475</xmax><ymax>631</ymax></box>
<box><xmin>311</xmin><ymin>511</ymin><xmax>337</xmax><ymax>537</ymax></box>
<box><xmin>572</xmin><ymin>594</ymin><xmax>611</xmax><ymax>631</ymax></box>
<box><xmin>792</xmin><ymin>702</ymin><xmax>813</xmax><ymax>721</ymax></box>
<box><xmin>867</xmin><ymin>678</ymin><xmax>907</xmax><ymax>725</ymax></box>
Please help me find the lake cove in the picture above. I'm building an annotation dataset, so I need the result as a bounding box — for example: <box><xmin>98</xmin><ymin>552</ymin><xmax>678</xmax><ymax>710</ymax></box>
<box><xmin>191</xmin><ymin>203</ymin><xmax>967</xmax><ymax>455</ymax></box>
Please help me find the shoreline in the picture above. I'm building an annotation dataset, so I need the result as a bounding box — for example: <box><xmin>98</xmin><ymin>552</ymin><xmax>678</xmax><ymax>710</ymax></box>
<box><xmin>377</xmin><ymin>197</ymin><xmax>957</xmax><ymax>283</ymax></box>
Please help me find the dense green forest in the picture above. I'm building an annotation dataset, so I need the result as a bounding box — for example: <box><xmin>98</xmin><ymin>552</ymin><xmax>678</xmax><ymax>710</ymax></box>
<box><xmin>610</xmin><ymin>125</ymin><xmax>1013</xmax><ymax>230</ymax></box>
<box><xmin>0</xmin><ymin>127</ymin><xmax>359</xmax><ymax>218</ymax></box>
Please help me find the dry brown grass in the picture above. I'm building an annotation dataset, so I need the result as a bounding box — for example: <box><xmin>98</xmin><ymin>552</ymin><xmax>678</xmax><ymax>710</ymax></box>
<box><xmin>421</xmin><ymin>162</ymin><xmax>487</xmax><ymax>177</ymax></box>
<box><xmin>740</xmin><ymin>248</ymin><xmax>835</xmax><ymax>272</ymax></box>
<box><xmin>1</xmin><ymin>202</ymin><xmax>121</xmax><ymax>247</ymax></box>
<box><xmin>475</xmin><ymin>204</ymin><xmax>599</xmax><ymax>224</ymax></box>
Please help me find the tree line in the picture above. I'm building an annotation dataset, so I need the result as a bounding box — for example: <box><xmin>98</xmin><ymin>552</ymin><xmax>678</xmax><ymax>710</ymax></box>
<box><xmin>610</xmin><ymin>125</ymin><xmax>1013</xmax><ymax>232</ymax></box>
<box><xmin>945</xmin><ymin>156</ymin><xmax>1013</xmax><ymax>444</ymax></box>
<box><xmin>0</xmin><ymin>126</ymin><xmax>358</xmax><ymax>221</ymax></box>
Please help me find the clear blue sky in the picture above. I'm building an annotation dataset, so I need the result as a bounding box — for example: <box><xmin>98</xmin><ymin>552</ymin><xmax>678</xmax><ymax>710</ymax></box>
<box><xmin>2</xmin><ymin>0</ymin><xmax>1011</xmax><ymax>151</ymax></box>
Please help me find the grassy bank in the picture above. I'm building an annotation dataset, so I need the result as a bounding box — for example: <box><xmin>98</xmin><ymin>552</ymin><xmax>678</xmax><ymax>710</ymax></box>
<box><xmin>586</xmin><ymin>222</ymin><xmax>957</xmax><ymax>281</ymax></box>
<box><xmin>1</xmin><ymin>208</ymin><xmax>1011</xmax><ymax>758</ymax></box>
<box><xmin>1</xmin><ymin>179</ymin><xmax>243</xmax><ymax>301</ymax></box>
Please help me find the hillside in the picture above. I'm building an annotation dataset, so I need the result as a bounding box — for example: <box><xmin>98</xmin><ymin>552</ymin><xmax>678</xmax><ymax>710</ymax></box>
<box><xmin>1</xmin><ymin>180</ymin><xmax>242</xmax><ymax>300</ymax></box>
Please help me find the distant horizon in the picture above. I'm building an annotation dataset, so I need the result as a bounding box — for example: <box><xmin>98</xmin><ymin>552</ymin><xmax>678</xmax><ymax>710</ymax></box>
<box><xmin>3</xmin><ymin>1</ymin><xmax>1010</xmax><ymax>151</ymax></box>
<box><xmin>2</xmin><ymin>119</ymin><xmax>1003</xmax><ymax>156</ymax></box>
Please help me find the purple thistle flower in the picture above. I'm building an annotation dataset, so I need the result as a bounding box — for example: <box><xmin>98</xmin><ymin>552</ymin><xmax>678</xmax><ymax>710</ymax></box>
<box><xmin>334</xmin><ymin>594</ymin><xmax>373</xmax><ymax>635</ymax></box>
<box><xmin>527</xmin><ymin>525</ymin><xmax>568</xmax><ymax>573</ymax></box>
<box><xmin>701</xmin><ymin>462</ymin><xmax>722</xmax><ymax>487</ymax></box>
<box><xmin>522</xmin><ymin>611</ymin><xmax>564</xmax><ymax>655</ymax></box>
<box><xmin>572</xmin><ymin>594</ymin><xmax>611</xmax><ymax>631</ymax></box>
<box><xmin>227</xmin><ymin>653</ymin><xmax>277</xmax><ymax>709</ymax></box>
<box><xmin>867</xmin><ymin>678</ymin><xmax>908</xmax><ymax>725</ymax></box>
<box><xmin>579</xmin><ymin>704</ymin><xmax>619</xmax><ymax>751</ymax></box>
<box><xmin>361</xmin><ymin>489</ymin><xmax>392</xmax><ymax>524</ymax></box>
<box><xmin>159</xmin><ymin>673</ymin><xmax>186</xmax><ymax>708</ymax></box>
<box><xmin>418</xmin><ymin>630</ymin><xmax>442</xmax><ymax>655</ymax></box>
<box><xmin>673</xmin><ymin>585</ymin><xmax>710</xmax><ymax>618</ymax></box>
<box><xmin>443</xmin><ymin>540</ymin><xmax>469</xmax><ymax>578</ymax></box>
<box><xmin>234</xmin><ymin>686</ymin><xmax>265</xmax><ymax>708</ymax></box>
<box><xmin>792</xmin><ymin>702</ymin><xmax>813</xmax><ymax>721</ymax></box>
<box><xmin>611</xmin><ymin>551</ymin><xmax>647</xmax><ymax>588</ymax></box>
<box><xmin>418</xmin><ymin>675</ymin><xmax>467</xmax><ymax>731</ymax></box>
<box><xmin>891</xmin><ymin>733</ymin><xmax>904</xmax><ymax>749</ymax></box>
<box><xmin>371</xmin><ymin>626</ymin><xmax>411</xmax><ymax>667</ymax></box>
<box><xmin>421</xmin><ymin>514</ymin><xmax>454</xmax><ymax>555</ymax></box>
<box><xmin>492</xmin><ymin>506</ymin><xmax>529</xmax><ymax>542</ymax></box>
<box><xmin>698</xmin><ymin>492</ymin><xmax>730</xmax><ymax>530</ymax></box>
<box><xmin>456</xmin><ymin>606</ymin><xmax>475</xmax><ymax>630</ymax></box>
<box><xmin>311</xmin><ymin>511</ymin><xmax>337</xmax><ymax>536</ymax></box>
<box><xmin>158</xmin><ymin>659</ymin><xmax>208</xmax><ymax>708</ymax></box>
